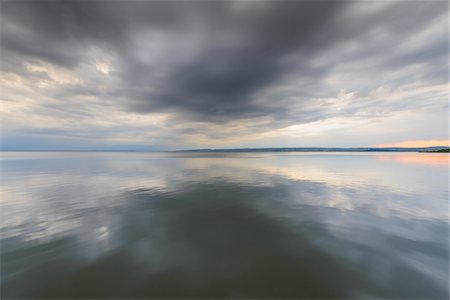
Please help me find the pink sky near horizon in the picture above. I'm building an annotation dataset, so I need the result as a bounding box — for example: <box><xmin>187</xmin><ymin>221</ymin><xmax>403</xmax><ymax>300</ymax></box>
<box><xmin>377</xmin><ymin>154</ymin><xmax>449</xmax><ymax>166</ymax></box>
<box><xmin>376</xmin><ymin>140</ymin><xmax>450</xmax><ymax>148</ymax></box>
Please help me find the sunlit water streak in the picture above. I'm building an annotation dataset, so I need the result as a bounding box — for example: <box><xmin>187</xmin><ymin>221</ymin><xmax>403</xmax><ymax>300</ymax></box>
<box><xmin>0</xmin><ymin>152</ymin><xmax>448</xmax><ymax>298</ymax></box>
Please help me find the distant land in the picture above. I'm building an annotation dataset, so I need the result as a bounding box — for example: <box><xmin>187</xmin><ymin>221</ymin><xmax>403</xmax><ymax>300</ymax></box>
<box><xmin>418</xmin><ymin>148</ymin><xmax>450</xmax><ymax>153</ymax></box>
<box><xmin>175</xmin><ymin>146</ymin><xmax>450</xmax><ymax>153</ymax></box>
<box><xmin>1</xmin><ymin>147</ymin><xmax>449</xmax><ymax>153</ymax></box>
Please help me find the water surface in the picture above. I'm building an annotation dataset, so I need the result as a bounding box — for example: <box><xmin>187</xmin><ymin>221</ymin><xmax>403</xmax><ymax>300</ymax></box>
<box><xmin>1</xmin><ymin>152</ymin><xmax>448</xmax><ymax>298</ymax></box>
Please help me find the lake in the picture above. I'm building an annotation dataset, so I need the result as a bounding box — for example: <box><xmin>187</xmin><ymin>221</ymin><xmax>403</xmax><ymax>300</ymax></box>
<box><xmin>0</xmin><ymin>152</ymin><xmax>448</xmax><ymax>299</ymax></box>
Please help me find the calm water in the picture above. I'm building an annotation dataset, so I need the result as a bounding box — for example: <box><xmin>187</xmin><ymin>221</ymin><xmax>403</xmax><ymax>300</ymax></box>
<box><xmin>1</xmin><ymin>152</ymin><xmax>448</xmax><ymax>299</ymax></box>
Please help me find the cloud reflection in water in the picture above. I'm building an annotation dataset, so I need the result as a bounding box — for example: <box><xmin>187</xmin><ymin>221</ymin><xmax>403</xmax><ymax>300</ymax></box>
<box><xmin>1</xmin><ymin>152</ymin><xmax>448</xmax><ymax>298</ymax></box>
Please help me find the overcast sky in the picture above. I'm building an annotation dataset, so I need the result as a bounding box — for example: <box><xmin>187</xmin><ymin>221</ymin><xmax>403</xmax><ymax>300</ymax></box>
<box><xmin>1</xmin><ymin>0</ymin><xmax>448</xmax><ymax>150</ymax></box>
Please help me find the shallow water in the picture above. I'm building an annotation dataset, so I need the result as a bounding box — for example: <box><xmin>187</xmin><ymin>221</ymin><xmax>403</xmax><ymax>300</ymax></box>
<box><xmin>1</xmin><ymin>152</ymin><xmax>448</xmax><ymax>299</ymax></box>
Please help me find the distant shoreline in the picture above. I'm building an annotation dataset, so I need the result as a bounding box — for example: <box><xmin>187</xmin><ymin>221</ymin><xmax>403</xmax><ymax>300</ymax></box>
<box><xmin>418</xmin><ymin>148</ymin><xmax>450</xmax><ymax>153</ymax></box>
<box><xmin>174</xmin><ymin>147</ymin><xmax>450</xmax><ymax>153</ymax></box>
<box><xmin>1</xmin><ymin>147</ymin><xmax>449</xmax><ymax>153</ymax></box>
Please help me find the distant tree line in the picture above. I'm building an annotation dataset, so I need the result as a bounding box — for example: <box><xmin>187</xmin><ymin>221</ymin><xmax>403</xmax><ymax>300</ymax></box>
<box><xmin>420</xmin><ymin>148</ymin><xmax>450</xmax><ymax>153</ymax></box>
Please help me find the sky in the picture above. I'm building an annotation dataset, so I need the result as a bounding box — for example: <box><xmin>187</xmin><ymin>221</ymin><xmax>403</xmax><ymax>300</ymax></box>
<box><xmin>0</xmin><ymin>0</ymin><xmax>448</xmax><ymax>150</ymax></box>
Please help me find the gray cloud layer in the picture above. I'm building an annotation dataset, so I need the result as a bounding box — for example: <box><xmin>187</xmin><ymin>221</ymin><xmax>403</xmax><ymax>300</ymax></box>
<box><xmin>1</xmin><ymin>0</ymin><xmax>448</xmax><ymax>148</ymax></box>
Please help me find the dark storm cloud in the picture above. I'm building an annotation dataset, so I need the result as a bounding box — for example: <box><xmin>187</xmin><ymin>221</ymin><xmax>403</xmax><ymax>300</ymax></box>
<box><xmin>118</xmin><ymin>1</ymin><xmax>350</xmax><ymax>121</ymax></box>
<box><xmin>1</xmin><ymin>0</ymin><xmax>448</xmax><ymax>126</ymax></box>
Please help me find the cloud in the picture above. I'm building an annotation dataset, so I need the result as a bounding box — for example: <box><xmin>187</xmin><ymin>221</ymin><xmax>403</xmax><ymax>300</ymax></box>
<box><xmin>0</xmin><ymin>0</ymin><xmax>448</xmax><ymax>149</ymax></box>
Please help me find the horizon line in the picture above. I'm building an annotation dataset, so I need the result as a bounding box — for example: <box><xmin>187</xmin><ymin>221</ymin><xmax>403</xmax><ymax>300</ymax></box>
<box><xmin>1</xmin><ymin>146</ymin><xmax>449</xmax><ymax>153</ymax></box>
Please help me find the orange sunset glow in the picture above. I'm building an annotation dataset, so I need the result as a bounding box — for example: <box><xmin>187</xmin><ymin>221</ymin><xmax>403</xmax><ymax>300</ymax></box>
<box><xmin>377</xmin><ymin>154</ymin><xmax>449</xmax><ymax>166</ymax></box>
<box><xmin>376</xmin><ymin>140</ymin><xmax>450</xmax><ymax>148</ymax></box>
